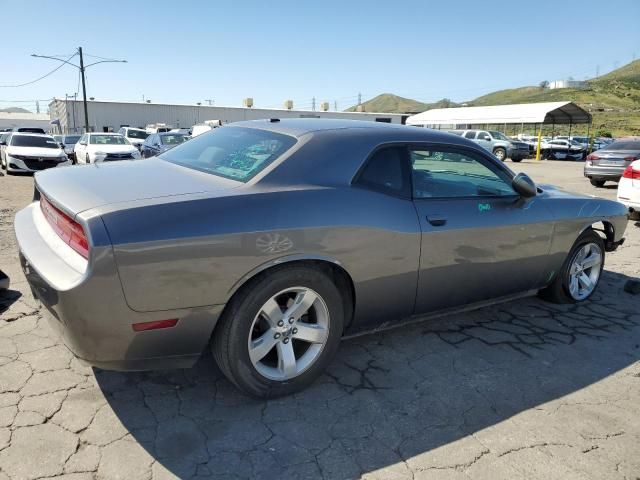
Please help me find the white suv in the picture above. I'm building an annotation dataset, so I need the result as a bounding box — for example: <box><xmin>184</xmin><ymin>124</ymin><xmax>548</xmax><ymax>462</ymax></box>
<box><xmin>118</xmin><ymin>127</ymin><xmax>149</xmax><ymax>150</ymax></box>
<box><xmin>74</xmin><ymin>133</ymin><xmax>141</xmax><ymax>164</ymax></box>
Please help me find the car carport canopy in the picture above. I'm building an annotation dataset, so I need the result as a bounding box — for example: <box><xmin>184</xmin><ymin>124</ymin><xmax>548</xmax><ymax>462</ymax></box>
<box><xmin>406</xmin><ymin>101</ymin><xmax>591</xmax><ymax>126</ymax></box>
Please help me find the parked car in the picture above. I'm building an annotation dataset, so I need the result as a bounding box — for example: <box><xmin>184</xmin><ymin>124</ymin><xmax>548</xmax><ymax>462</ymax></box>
<box><xmin>192</xmin><ymin>120</ymin><xmax>222</xmax><ymax>137</ymax></box>
<box><xmin>74</xmin><ymin>133</ymin><xmax>141</xmax><ymax>164</ymax></box>
<box><xmin>140</xmin><ymin>132</ymin><xmax>189</xmax><ymax>158</ymax></box>
<box><xmin>11</xmin><ymin>127</ymin><xmax>46</xmax><ymax>134</ymax></box>
<box><xmin>451</xmin><ymin>129</ymin><xmax>529</xmax><ymax>162</ymax></box>
<box><xmin>0</xmin><ymin>133</ymin><xmax>70</xmax><ymax>173</ymax></box>
<box><xmin>145</xmin><ymin>124</ymin><xmax>172</xmax><ymax>134</ymax></box>
<box><xmin>585</xmin><ymin>140</ymin><xmax>640</xmax><ymax>187</ymax></box>
<box><xmin>0</xmin><ymin>132</ymin><xmax>12</xmax><ymax>168</ymax></box>
<box><xmin>53</xmin><ymin>134</ymin><xmax>81</xmax><ymax>163</ymax></box>
<box><xmin>617</xmin><ymin>159</ymin><xmax>640</xmax><ymax>220</ymax></box>
<box><xmin>14</xmin><ymin>119</ymin><xmax>628</xmax><ymax>398</ymax></box>
<box><xmin>170</xmin><ymin>128</ymin><xmax>192</xmax><ymax>135</ymax></box>
<box><xmin>118</xmin><ymin>127</ymin><xmax>150</xmax><ymax>150</ymax></box>
<box><xmin>543</xmin><ymin>139</ymin><xmax>585</xmax><ymax>160</ymax></box>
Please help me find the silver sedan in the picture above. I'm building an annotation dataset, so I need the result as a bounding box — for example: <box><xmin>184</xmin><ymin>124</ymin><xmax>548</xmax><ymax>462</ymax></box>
<box><xmin>15</xmin><ymin>119</ymin><xmax>628</xmax><ymax>397</ymax></box>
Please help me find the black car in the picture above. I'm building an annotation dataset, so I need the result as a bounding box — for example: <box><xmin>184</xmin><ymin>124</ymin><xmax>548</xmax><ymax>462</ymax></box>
<box><xmin>140</xmin><ymin>132</ymin><xmax>190</xmax><ymax>158</ymax></box>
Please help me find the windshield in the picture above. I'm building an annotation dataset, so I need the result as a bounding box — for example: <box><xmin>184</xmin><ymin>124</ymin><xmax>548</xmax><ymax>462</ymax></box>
<box><xmin>64</xmin><ymin>135</ymin><xmax>80</xmax><ymax>144</ymax></box>
<box><xmin>10</xmin><ymin>135</ymin><xmax>59</xmax><ymax>149</ymax></box>
<box><xmin>127</xmin><ymin>129</ymin><xmax>149</xmax><ymax>140</ymax></box>
<box><xmin>90</xmin><ymin>135</ymin><xmax>130</xmax><ymax>145</ymax></box>
<box><xmin>604</xmin><ymin>141</ymin><xmax>640</xmax><ymax>151</ymax></box>
<box><xmin>489</xmin><ymin>131</ymin><xmax>510</xmax><ymax>141</ymax></box>
<box><xmin>160</xmin><ymin>134</ymin><xmax>188</xmax><ymax>145</ymax></box>
<box><xmin>160</xmin><ymin>126</ymin><xmax>297</xmax><ymax>182</ymax></box>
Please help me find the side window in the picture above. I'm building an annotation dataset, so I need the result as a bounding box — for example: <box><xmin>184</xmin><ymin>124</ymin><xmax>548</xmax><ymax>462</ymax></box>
<box><xmin>356</xmin><ymin>146</ymin><xmax>409</xmax><ymax>197</ymax></box>
<box><xmin>410</xmin><ymin>148</ymin><xmax>516</xmax><ymax>199</ymax></box>
<box><xmin>477</xmin><ymin>131</ymin><xmax>491</xmax><ymax>141</ymax></box>
<box><xmin>464</xmin><ymin>131</ymin><xmax>476</xmax><ymax>139</ymax></box>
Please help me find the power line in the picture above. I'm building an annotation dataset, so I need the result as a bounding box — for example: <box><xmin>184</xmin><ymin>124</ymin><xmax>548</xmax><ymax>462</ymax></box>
<box><xmin>0</xmin><ymin>53</ymin><xmax>76</xmax><ymax>88</ymax></box>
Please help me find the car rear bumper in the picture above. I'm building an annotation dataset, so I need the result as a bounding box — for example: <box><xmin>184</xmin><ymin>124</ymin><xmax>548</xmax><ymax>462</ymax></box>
<box><xmin>14</xmin><ymin>202</ymin><xmax>222</xmax><ymax>371</ymax></box>
<box><xmin>584</xmin><ymin>164</ymin><xmax>626</xmax><ymax>180</ymax></box>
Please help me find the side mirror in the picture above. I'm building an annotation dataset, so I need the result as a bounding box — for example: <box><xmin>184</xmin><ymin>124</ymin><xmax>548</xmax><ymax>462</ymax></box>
<box><xmin>512</xmin><ymin>172</ymin><xmax>537</xmax><ymax>198</ymax></box>
<box><xmin>79</xmin><ymin>141</ymin><xmax>87</xmax><ymax>146</ymax></box>
<box><xmin>59</xmin><ymin>143</ymin><xmax>65</xmax><ymax>148</ymax></box>
<box><xmin>0</xmin><ymin>141</ymin><xmax>5</xmax><ymax>146</ymax></box>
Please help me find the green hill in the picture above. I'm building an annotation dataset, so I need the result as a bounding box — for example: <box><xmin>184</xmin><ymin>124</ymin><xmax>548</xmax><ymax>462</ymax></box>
<box><xmin>345</xmin><ymin>93</ymin><xmax>457</xmax><ymax>114</ymax></box>
<box><xmin>347</xmin><ymin>61</ymin><xmax>640</xmax><ymax>136</ymax></box>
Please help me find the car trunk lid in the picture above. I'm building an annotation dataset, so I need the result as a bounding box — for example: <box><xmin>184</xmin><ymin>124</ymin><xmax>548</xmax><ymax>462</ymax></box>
<box><xmin>34</xmin><ymin>158</ymin><xmax>240</xmax><ymax>216</ymax></box>
<box><xmin>589</xmin><ymin>150</ymin><xmax>639</xmax><ymax>166</ymax></box>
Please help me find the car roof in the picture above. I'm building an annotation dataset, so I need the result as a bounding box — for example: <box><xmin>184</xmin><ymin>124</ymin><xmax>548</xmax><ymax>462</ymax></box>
<box><xmin>10</xmin><ymin>132</ymin><xmax>52</xmax><ymax>137</ymax></box>
<box><xmin>228</xmin><ymin>118</ymin><xmax>472</xmax><ymax>144</ymax></box>
<box><xmin>88</xmin><ymin>132</ymin><xmax>122</xmax><ymax>135</ymax></box>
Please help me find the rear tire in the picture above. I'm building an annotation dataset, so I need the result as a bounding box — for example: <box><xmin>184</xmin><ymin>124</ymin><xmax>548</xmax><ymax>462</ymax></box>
<box><xmin>511</xmin><ymin>158</ymin><xmax>523</xmax><ymax>163</ymax></box>
<box><xmin>590</xmin><ymin>179</ymin><xmax>605</xmax><ymax>187</ymax></box>
<box><xmin>493</xmin><ymin>148</ymin><xmax>506</xmax><ymax>161</ymax></box>
<box><xmin>539</xmin><ymin>229</ymin><xmax>605</xmax><ymax>304</ymax></box>
<box><xmin>212</xmin><ymin>265</ymin><xmax>345</xmax><ymax>398</ymax></box>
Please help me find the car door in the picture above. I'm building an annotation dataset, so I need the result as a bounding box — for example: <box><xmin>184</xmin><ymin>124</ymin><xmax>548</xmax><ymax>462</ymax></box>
<box><xmin>476</xmin><ymin>131</ymin><xmax>493</xmax><ymax>152</ymax></box>
<box><xmin>410</xmin><ymin>144</ymin><xmax>554</xmax><ymax>313</ymax></box>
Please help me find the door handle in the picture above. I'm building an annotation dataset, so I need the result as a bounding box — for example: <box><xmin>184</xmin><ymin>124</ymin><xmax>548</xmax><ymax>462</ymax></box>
<box><xmin>426</xmin><ymin>214</ymin><xmax>447</xmax><ymax>227</ymax></box>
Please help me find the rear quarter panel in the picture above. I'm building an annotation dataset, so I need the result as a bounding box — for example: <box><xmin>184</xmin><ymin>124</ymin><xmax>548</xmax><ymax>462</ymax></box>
<box><xmin>101</xmin><ymin>187</ymin><xmax>421</xmax><ymax>328</ymax></box>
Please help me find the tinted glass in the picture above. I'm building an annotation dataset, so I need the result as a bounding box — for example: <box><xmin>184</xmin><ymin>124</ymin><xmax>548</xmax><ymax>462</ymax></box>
<box><xmin>17</xmin><ymin>128</ymin><xmax>46</xmax><ymax>134</ymax></box>
<box><xmin>127</xmin><ymin>129</ymin><xmax>150</xmax><ymax>139</ymax></box>
<box><xmin>159</xmin><ymin>134</ymin><xmax>188</xmax><ymax>145</ymax></box>
<box><xmin>10</xmin><ymin>135</ymin><xmax>59</xmax><ymax>149</ymax></box>
<box><xmin>160</xmin><ymin>126</ymin><xmax>297</xmax><ymax>182</ymax></box>
<box><xmin>89</xmin><ymin>135</ymin><xmax>129</xmax><ymax>145</ymax></box>
<box><xmin>605</xmin><ymin>141</ymin><xmax>640</xmax><ymax>150</ymax></box>
<box><xmin>477</xmin><ymin>132</ymin><xmax>491</xmax><ymax>140</ymax></box>
<box><xmin>64</xmin><ymin>135</ymin><xmax>80</xmax><ymax>144</ymax></box>
<box><xmin>357</xmin><ymin>147</ymin><xmax>408</xmax><ymax>196</ymax></box>
<box><xmin>411</xmin><ymin>148</ymin><xmax>514</xmax><ymax>198</ymax></box>
<box><xmin>464</xmin><ymin>132</ymin><xmax>476</xmax><ymax>139</ymax></box>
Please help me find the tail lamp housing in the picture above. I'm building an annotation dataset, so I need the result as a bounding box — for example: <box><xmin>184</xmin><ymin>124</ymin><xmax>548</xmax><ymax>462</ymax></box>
<box><xmin>622</xmin><ymin>165</ymin><xmax>640</xmax><ymax>180</ymax></box>
<box><xmin>40</xmin><ymin>196</ymin><xmax>89</xmax><ymax>259</ymax></box>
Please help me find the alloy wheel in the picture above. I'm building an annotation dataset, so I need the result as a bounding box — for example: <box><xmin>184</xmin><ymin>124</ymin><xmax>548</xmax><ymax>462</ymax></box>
<box><xmin>568</xmin><ymin>242</ymin><xmax>602</xmax><ymax>300</ymax></box>
<box><xmin>248</xmin><ymin>287</ymin><xmax>330</xmax><ymax>381</ymax></box>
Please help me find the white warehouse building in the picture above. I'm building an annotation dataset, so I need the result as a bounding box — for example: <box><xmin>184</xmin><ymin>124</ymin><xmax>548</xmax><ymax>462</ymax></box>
<box><xmin>48</xmin><ymin>99</ymin><xmax>407</xmax><ymax>134</ymax></box>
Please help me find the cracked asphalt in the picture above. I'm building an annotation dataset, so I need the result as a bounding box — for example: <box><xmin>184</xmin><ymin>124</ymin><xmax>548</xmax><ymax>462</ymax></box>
<box><xmin>0</xmin><ymin>161</ymin><xmax>639</xmax><ymax>480</ymax></box>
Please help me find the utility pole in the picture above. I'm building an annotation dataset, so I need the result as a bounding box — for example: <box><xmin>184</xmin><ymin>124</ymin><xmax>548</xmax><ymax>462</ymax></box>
<box><xmin>205</xmin><ymin>99</ymin><xmax>214</xmax><ymax>106</ymax></box>
<box><xmin>78</xmin><ymin>47</ymin><xmax>89</xmax><ymax>133</ymax></box>
<box><xmin>334</xmin><ymin>100</ymin><xmax>337</xmax><ymax>111</ymax></box>
<box><xmin>312</xmin><ymin>97</ymin><xmax>316</xmax><ymax>111</ymax></box>
<box><xmin>36</xmin><ymin>101</ymin><xmax>40</xmax><ymax>113</ymax></box>
<box><xmin>358</xmin><ymin>92</ymin><xmax>362</xmax><ymax>105</ymax></box>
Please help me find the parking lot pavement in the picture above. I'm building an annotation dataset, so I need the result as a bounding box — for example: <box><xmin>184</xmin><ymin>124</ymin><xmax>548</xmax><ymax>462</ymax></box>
<box><xmin>0</xmin><ymin>161</ymin><xmax>639</xmax><ymax>480</ymax></box>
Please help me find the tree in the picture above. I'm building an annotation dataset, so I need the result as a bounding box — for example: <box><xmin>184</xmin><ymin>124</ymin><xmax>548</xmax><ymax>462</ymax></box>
<box><xmin>539</xmin><ymin>80</ymin><xmax>549</xmax><ymax>88</ymax></box>
<box><xmin>596</xmin><ymin>129</ymin><xmax>612</xmax><ymax>138</ymax></box>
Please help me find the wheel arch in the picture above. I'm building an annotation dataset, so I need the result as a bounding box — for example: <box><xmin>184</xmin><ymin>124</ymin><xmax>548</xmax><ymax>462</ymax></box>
<box><xmin>226</xmin><ymin>254</ymin><xmax>356</xmax><ymax>332</ymax></box>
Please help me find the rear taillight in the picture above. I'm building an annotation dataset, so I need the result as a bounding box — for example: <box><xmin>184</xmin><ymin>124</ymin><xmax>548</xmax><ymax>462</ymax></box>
<box><xmin>623</xmin><ymin>156</ymin><xmax>640</xmax><ymax>161</ymax></box>
<box><xmin>586</xmin><ymin>154</ymin><xmax>599</xmax><ymax>161</ymax></box>
<box><xmin>622</xmin><ymin>165</ymin><xmax>640</xmax><ymax>180</ymax></box>
<box><xmin>40</xmin><ymin>196</ymin><xmax>89</xmax><ymax>258</ymax></box>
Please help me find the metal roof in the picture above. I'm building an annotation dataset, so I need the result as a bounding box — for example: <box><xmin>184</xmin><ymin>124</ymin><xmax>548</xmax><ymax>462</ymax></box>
<box><xmin>406</xmin><ymin>101</ymin><xmax>591</xmax><ymax>126</ymax></box>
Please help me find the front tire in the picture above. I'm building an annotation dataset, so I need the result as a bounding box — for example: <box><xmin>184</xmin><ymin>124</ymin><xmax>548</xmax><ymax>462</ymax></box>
<box><xmin>590</xmin><ymin>179</ymin><xmax>605</xmax><ymax>187</ymax></box>
<box><xmin>212</xmin><ymin>265</ymin><xmax>345</xmax><ymax>398</ymax></box>
<box><xmin>539</xmin><ymin>229</ymin><xmax>605</xmax><ymax>304</ymax></box>
<box><xmin>493</xmin><ymin>147</ymin><xmax>506</xmax><ymax>161</ymax></box>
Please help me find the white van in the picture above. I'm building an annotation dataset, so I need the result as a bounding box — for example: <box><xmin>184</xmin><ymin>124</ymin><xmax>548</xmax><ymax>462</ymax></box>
<box><xmin>191</xmin><ymin>120</ymin><xmax>222</xmax><ymax>137</ymax></box>
<box><xmin>118</xmin><ymin>127</ymin><xmax>150</xmax><ymax>150</ymax></box>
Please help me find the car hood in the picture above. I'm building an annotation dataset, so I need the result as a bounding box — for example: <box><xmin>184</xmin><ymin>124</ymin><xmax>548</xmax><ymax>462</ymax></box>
<box><xmin>34</xmin><ymin>158</ymin><xmax>241</xmax><ymax>215</ymax></box>
<box><xmin>7</xmin><ymin>146</ymin><xmax>64</xmax><ymax>158</ymax></box>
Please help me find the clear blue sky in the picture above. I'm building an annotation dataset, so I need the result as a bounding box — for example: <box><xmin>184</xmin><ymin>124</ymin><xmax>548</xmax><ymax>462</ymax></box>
<box><xmin>1</xmin><ymin>0</ymin><xmax>639</xmax><ymax>112</ymax></box>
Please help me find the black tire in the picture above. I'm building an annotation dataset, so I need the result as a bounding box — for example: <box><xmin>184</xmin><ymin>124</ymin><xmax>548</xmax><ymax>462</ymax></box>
<box><xmin>86</xmin><ymin>153</ymin><xmax>90</xmax><ymax>164</ymax></box>
<box><xmin>629</xmin><ymin>210</ymin><xmax>640</xmax><ymax>221</ymax></box>
<box><xmin>493</xmin><ymin>148</ymin><xmax>506</xmax><ymax>161</ymax></box>
<box><xmin>538</xmin><ymin>229</ymin><xmax>605</xmax><ymax>304</ymax></box>
<box><xmin>590</xmin><ymin>179</ymin><xmax>605</xmax><ymax>187</ymax></box>
<box><xmin>511</xmin><ymin>157</ymin><xmax>523</xmax><ymax>163</ymax></box>
<box><xmin>0</xmin><ymin>156</ymin><xmax>5</xmax><ymax>170</ymax></box>
<box><xmin>212</xmin><ymin>265</ymin><xmax>345</xmax><ymax>398</ymax></box>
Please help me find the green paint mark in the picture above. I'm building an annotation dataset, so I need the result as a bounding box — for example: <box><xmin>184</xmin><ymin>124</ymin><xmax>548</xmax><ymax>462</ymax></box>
<box><xmin>546</xmin><ymin>270</ymin><xmax>555</xmax><ymax>282</ymax></box>
<box><xmin>478</xmin><ymin>203</ymin><xmax>491</xmax><ymax>212</ymax></box>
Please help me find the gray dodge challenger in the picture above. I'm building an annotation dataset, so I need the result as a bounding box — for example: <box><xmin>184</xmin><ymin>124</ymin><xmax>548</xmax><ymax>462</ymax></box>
<box><xmin>14</xmin><ymin>119</ymin><xmax>628</xmax><ymax>397</ymax></box>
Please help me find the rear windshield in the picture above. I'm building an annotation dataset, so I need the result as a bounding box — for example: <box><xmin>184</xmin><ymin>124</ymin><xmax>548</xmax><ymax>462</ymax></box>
<box><xmin>10</xmin><ymin>135</ymin><xmax>59</xmax><ymax>148</ymax></box>
<box><xmin>64</xmin><ymin>135</ymin><xmax>80</xmax><ymax>144</ymax></box>
<box><xmin>16</xmin><ymin>128</ymin><xmax>46</xmax><ymax>134</ymax></box>
<box><xmin>160</xmin><ymin>126</ymin><xmax>297</xmax><ymax>182</ymax></box>
<box><xmin>605</xmin><ymin>141</ymin><xmax>640</xmax><ymax>150</ymax></box>
<box><xmin>159</xmin><ymin>134</ymin><xmax>188</xmax><ymax>145</ymax></box>
<box><xmin>90</xmin><ymin>135</ymin><xmax>130</xmax><ymax>145</ymax></box>
<box><xmin>127</xmin><ymin>129</ymin><xmax>149</xmax><ymax>139</ymax></box>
